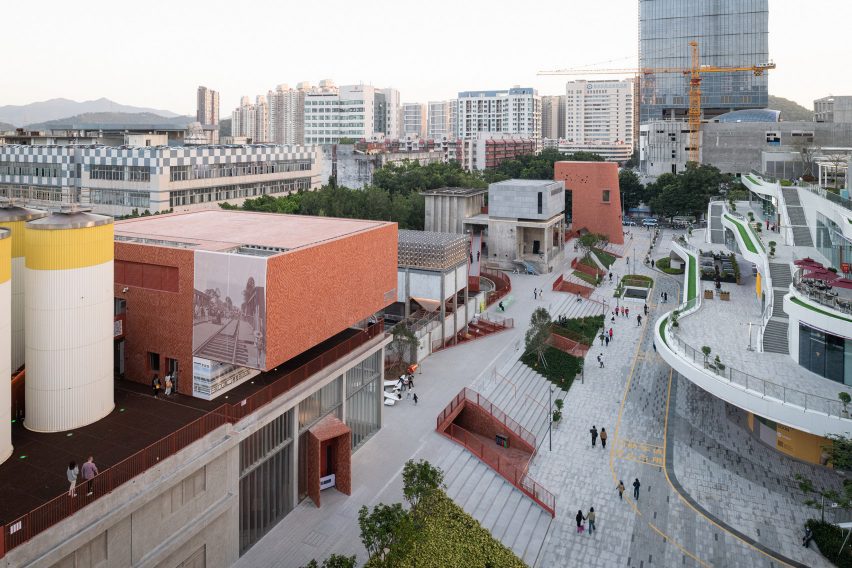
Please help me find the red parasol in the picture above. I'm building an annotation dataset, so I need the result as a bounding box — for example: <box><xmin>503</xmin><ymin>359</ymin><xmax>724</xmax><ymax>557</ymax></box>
<box><xmin>803</xmin><ymin>269</ymin><xmax>839</xmax><ymax>281</ymax></box>
<box><xmin>794</xmin><ymin>258</ymin><xmax>822</xmax><ymax>268</ymax></box>
<box><xmin>832</xmin><ymin>278</ymin><xmax>852</xmax><ymax>289</ymax></box>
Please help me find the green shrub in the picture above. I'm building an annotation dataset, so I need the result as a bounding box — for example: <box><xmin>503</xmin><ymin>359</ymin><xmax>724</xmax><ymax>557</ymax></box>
<box><xmin>780</xmin><ymin>179</ymin><xmax>793</xmax><ymax>187</ymax></box>
<box><xmin>591</xmin><ymin>248</ymin><xmax>617</xmax><ymax>268</ymax></box>
<box><xmin>656</xmin><ymin>257</ymin><xmax>684</xmax><ymax>275</ymax></box>
<box><xmin>806</xmin><ymin>519</ymin><xmax>852</xmax><ymax>568</ymax></box>
<box><xmin>573</xmin><ymin>270</ymin><xmax>599</xmax><ymax>286</ymax></box>
<box><xmin>365</xmin><ymin>491</ymin><xmax>526</xmax><ymax>568</ymax></box>
<box><xmin>521</xmin><ymin>347</ymin><xmax>582</xmax><ymax>390</ymax></box>
<box><xmin>552</xmin><ymin>315</ymin><xmax>605</xmax><ymax>345</ymax></box>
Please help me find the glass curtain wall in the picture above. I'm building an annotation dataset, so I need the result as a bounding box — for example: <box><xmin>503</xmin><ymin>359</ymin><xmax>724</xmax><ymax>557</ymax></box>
<box><xmin>816</xmin><ymin>213</ymin><xmax>852</xmax><ymax>276</ymax></box>
<box><xmin>297</xmin><ymin>378</ymin><xmax>343</xmax><ymax>501</ymax></box>
<box><xmin>345</xmin><ymin>351</ymin><xmax>382</xmax><ymax>450</ymax></box>
<box><xmin>238</xmin><ymin>411</ymin><xmax>293</xmax><ymax>555</ymax></box>
<box><xmin>799</xmin><ymin>324</ymin><xmax>851</xmax><ymax>384</ymax></box>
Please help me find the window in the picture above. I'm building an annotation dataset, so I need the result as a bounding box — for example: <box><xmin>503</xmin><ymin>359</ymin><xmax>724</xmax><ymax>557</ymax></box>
<box><xmin>602</xmin><ymin>189</ymin><xmax>611</xmax><ymax>203</ymax></box>
<box><xmin>537</xmin><ymin>192</ymin><xmax>543</xmax><ymax>214</ymax></box>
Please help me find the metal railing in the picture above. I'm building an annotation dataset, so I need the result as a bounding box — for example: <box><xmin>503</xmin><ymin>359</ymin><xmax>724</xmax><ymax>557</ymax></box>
<box><xmin>792</xmin><ymin>282</ymin><xmax>852</xmax><ymax>317</ymax></box>
<box><xmin>481</xmin><ymin>268</ymin><xmax>511</xmax><ymax>307</ymax></box>
<box><xmin>1</xmin><ymin>319</ymin><xmax>386</xmax><ymax>557</ymax></box>
<box><xmin>436</xmin><ymin>388</ymin><xmax>537</xmax><ymax>450</ymax></box>
<box><xmin>664</xmin><ymin>310</ymin><xmax>850</xmax><ymax>421</ymax></box>
<box><xmin>2</xmin><ymin>408</ymin><xmax>231</xmax><ymax>553</ymax></box>
<box><xmin>443</xmin><ymin>422</ymin><xmax>555</xmax><ymax>517</ymax></box>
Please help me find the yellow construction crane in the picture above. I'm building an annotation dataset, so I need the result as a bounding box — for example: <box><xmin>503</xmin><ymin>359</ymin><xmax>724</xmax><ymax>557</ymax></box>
<box><xmin>539</xmin><ymin>41</ymin><xmax>775</xmax><ymax>164</ymax></box>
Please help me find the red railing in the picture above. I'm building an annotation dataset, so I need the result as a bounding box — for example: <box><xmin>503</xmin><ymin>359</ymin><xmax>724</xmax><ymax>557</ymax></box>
<box><xmin>2</xmin><ymin>407</ymin><xmax>230</xmax><ymax>552</ymax></box>
<box><xmin>1</xmin><ymin>319</ymin><xmax>386</xmax><ymax>557</ymax></box>
<box><xmin>552</xmin><ymin>274</ymin><xmax>564</xmax><ymax>291</ymax></box>
<box><xmin>442</xmin><ymin>422</ymin><xmax>555</xmax><ymax>517</ymax></box>
<box><xmin>481</xmin><ymin>268</ymin><xmax>511</xmax><ymax>307</ymax></box>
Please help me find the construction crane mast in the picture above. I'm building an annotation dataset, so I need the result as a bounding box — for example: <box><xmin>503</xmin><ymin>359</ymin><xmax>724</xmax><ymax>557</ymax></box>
<box><xmin>539</xmin><ymin>41</ymin><xmax>775</xmax><ymax>164</ymax></box>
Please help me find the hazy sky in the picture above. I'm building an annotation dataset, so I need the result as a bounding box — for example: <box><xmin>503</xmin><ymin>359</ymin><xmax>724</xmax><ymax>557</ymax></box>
<box><xmin>3</xmin><ymin>0</ymin><xmax>850</xmax><ymax>115</ymax></box>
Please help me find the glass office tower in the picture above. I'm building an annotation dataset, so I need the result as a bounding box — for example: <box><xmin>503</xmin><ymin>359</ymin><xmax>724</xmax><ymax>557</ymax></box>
<box><xmin>639</xmin><ymin>0</ymin><xmax>769</xmax><ymax>123</ymax></box>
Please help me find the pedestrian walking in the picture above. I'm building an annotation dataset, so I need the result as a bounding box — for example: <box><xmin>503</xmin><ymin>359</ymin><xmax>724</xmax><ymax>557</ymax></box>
<box><xmin>633</xmin><ymin>478</ymin><xmax>641</xmax><ymax>500</ymax></box>
<box><xmin>604</xmin><ymin>335</ymin><xmax>610</xmax><ymax>347</ymax></box>
<box><xmin>637</xmin><ymin>314</ymin><xmax>642</xmax><ymax>326</ymax></box>
<box><xmin>803</xmin><ymin>525</ymin><xmax>814</xmax><ymax>548</ymax></box>
<box><xmin>82</xmin><ymin>456</ymin><xmax>99</xmax><ymax>496</ymax></box>
<box><xmin>67</xmin><ymin>461</ymin><xmax>79</xmax><ymax>497</ymax></box>
<box><xmin>413</xmin><ymin>393</ymin><xmax>418</xmax><ymax>405</ymax></box>
<box><xmin>600</xmin><ymin>428</ymin><xmax>608</xmax><ymax>449</ymax></box>
<box><xmin>626</xmin><ymin>307</ymin><xmax>630</xmax><ymax>318</ymax></box>
<box><xmin>664</xmin><ymin>292</ymin><xmax>668</xmax><ymax>302</ymax></box>
<box><xmin>498</xmin><ymin>301</ymin><xmax>505</xmax><ymax>312</ymax></box>
<box><xmin>477</xmin><ymin>251</ymin><xmax>480</xmax><ymax>261</ymax></box>
<box><xmin>534</xmin><ymin>288</ymin><xmax>538</xmax><ymax>299</ymax></box>
<box><xmin>616</xmin><ymin>480</ymin><xmax>625</xmax><ymax>499</ymax></box>
<box><xmin>608</xmin><ymin>328</ymin><xmax>613</xmax><ymax>340</ymax></box>
<box><xmin>597</xmin><ymin>353</ymin><xmax>604</xmax><ymax>368</ymax></box>
<box><xmin>576</xmin><ymin>510</ymin><xmax>586</xmax><ymax>533</ymax></box>
<box><xmin>609</xmin><ymin>272</ymin><xmax>613</xmax><ymax>282</ymax></box>
<box><xmin>164</xmin><ymin>374</ymin><xmax>173</xmax><ymax>396</ymax></box>
<box><xmin>151</xmin><ymin>374</ymin><xmax>160</xmax><ymax>398</ymax></box>
<box><xmin>610</xmin><ymin>314</ymin><xmax>615</xmax><ymax>324</ymax></box>
<box><xmin>408</xmin><ymin>374</ymin><xmax>414</xmax><ymax>389</ymax></box>
<box><xmin>587</xmin><ymin>507</ymin><xmax>596</xmax><ymax>534</ymax></box>
<box><xmin>653</xmin><ymin>341</ymin><xmax>657</xmax><ymax>352</ymax></box>
<box><xmin>470</xmin><ymin>252</ymin><xmax>473</xmax><ymax>264</ymax></box>
<box><xmin>651</xmin><ymin>259</ymin><xmax>656</xmax><ymax>268</ymax></box>
<box><xmin>600</xmin><ymin>333</ymin><xmax>605</xmax><ymax>346</ymax></box>
<box><xmin>576</xmin><ymin>293</ymin><xmax>583</xmax><ymax>303</ymax></box>
<box><xmin>644</xmin><ymin>304</ymin><xmax>649</xmax><ymax>316</ymax></box>
<box><xmin>590</xmin><ymin>425</ymin><xmax>598</xmax><ymax>447</ymax></box>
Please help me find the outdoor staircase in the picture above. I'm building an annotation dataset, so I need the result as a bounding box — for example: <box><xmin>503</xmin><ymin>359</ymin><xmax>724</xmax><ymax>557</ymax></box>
<box><xmin>710</xmin><ymin>203</ymin><xmax>725</xmax><ymax>244</ymax></box>
<box><xmin>763</xmin><ymin>262</ymin><xmax>792</xmax><ymax>354</ymax></box>
<box><xmin>435</xmin><ymin>442</ymin><xmax>552</xmax><ymax>566</ymax></box>
<box><xmin>443</xmin><ymin>317</ymin><xmax>513</xmax><ymax>350</ymax></box>
<box><xmin>514</xmin><ymin>259</ymin><xmax>540</xmax><ymax>275</ymax></box>
<box><xmin>780</xmin><ymin>187</ymin><xmax>814</xmax><ymax>247</ymax></box>
<box><xmin>547</xmin><ymin>287</ymin><xmax>609</xmax><ymax>323</ymax></box>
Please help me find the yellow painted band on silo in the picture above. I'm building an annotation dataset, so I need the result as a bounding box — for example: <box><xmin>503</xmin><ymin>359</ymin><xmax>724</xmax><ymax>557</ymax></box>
<box><xmin>0</xmin><ymin>233</ymin><xmax>9</xmax><ymax>283</ymax></box>
<box><xmin>25</xmin><ymin>224</ymin><xmax>114</xmax><ymax>271</ymax></box>
<box><xmin>0</xmin><ymin>220</ymin><xmax>27</xmax><ymax>258</ymax></box>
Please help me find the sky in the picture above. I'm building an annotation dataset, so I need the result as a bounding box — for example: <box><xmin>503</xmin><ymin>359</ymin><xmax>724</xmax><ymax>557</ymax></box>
<box><xmin>2</xmin><ymin>0</ymin><xmax>850</xmax><ymax>115</ymax></box>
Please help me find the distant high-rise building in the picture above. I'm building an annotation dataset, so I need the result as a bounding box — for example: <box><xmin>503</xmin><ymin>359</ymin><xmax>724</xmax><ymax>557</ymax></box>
<box><xmin>304</xmin><ymin>82</ymin><xmax>376</xmax><ymax>144</ymax></box>
<box><xmin>541</xmin><ymin>95</ymin><xmax>565</xmax><ymax>140</ymax></box>
<box><xmin>561</xmin><ymin>79</ymin><xmax>634</xmax><ymax>162</ymax></box>
<box><xmin>268</xmin><ymin>83</ymin><xmax>307</xmax><ymax>144</ymax></box>
<box><xmin>427</xmin><ymin>100</ymin><xmax>455</xmax><ymax>140</ymax></box>
<box><xmin>402</xmin><ymin>103</ymin><xmax>427</xmax><ymax>138</ymax></box>
<box><xmin>231</xmin><ymin>95</ymin><xmax>270</xmax><ymax>143</ymax></box>
<box><xmin>379</xmin><ymin>88</ymin><xmax>401</xmax><ymax>139</ymax></box>
<box><xmin>196</xmin><ymin>86</ymin><xmax>220</xmax><ymax>143</ymax></box>
<box><xmin>814</xmin><ymin>96</ymin><xmax>852</xmax><ymax>123</ymax></box>
<box><xmin>456</xmin><ymin>88</ymin><xmax>541</xmax><ymax>144</ymax></box>
<box><xmin>639</xmin><ymin>0</ymin><xmax>769</xmax><ymax>123</ymax></box>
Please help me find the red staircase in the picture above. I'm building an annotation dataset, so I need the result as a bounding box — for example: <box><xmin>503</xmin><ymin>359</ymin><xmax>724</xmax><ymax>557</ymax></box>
<box><xmin>436</xmin><ymin>388</ymin><xmax>556</xmax><ymax>517</ymax></box>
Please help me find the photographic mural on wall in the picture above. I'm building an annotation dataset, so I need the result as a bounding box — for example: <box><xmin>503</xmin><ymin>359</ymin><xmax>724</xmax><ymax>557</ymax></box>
<box><xmin>192</xmin><ymin>251</ymin><xmax>267</xmax><ymax>369</ymax></box>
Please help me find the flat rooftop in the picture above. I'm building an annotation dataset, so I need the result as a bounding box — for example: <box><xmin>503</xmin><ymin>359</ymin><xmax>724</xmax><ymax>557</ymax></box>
<box><xmin>420</xmin><ymin>187</ymin><xmax>487</xmax><ymax>197</ymax></box>
<box><xmin>489</xmin><ymin>179</ymin><xmax>561</xmax><ymax>188</ymax></box>
<box><xmin>115</xmin><ymin>210</ymin><xmax>391</xmax><ymax>252</ymax></box>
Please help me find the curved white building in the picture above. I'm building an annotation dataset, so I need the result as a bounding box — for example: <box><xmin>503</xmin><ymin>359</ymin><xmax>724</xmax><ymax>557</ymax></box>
<box><xmin>655</xmin><ymin>172</ymin><xmax>852</xmax><ymax>465</ymax></box>
<box><xmin>0</xmin><ymin>205</ymin><xmax>47</xmax><ymax>372</ymax></box>
<box><xmin>0</xmin><ymin>228</ymin><xmax>11</xmax><ymax>463</ymax></box>
<box><xmin>24</xmin><ymin>211</ymin><xmax>115</xmax><ymax>432</ymax></box>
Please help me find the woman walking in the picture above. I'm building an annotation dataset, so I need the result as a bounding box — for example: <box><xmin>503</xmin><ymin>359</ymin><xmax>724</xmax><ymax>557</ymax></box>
<box><xmin>67</xmin><ymin>461</ymin><xmax>79</xmax><ymax>497</ymax></box>
<box><xmin>587</xmin><ymin>507</ymin><xmax>596</xmax><ymax>534</ymax></box>
<box><xmin>575</xmin><ymin>509</ymin><xmax>586</xmax><ymax>534</ymax></box>
<box><xmin>616</xmin><ymin>480</ymin><xmax>625</xmax><ymax>499</ymax></box>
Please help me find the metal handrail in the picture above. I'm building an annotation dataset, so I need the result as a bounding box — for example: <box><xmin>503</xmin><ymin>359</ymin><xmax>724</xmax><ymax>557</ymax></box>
<box><xmin>664</xmin><ymin>299</ymin><xmax>851</xmax><ymax>420</ymax></box>
<box><xmin>437</xmin><ymin>387</ymin><xmax>537</xmax><ymax>450</ymax></box>
<box><xmin>792</xmin><ymin>281</ymin><xmax>852</xmax><ymax>317</ymax></box>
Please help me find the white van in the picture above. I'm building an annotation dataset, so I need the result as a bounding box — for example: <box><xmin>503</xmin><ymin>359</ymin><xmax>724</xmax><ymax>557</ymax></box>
<box><xmin>642</xmin><ymin>218</ymin><xmax>658</xmax><ymax>227</ymax></box>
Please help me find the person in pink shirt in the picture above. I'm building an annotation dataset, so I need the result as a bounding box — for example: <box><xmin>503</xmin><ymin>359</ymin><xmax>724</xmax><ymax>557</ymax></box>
<box><xmin>81</xmin><ymin>456</ymin><xmax>99</xmax><ymax>496</ymax></box>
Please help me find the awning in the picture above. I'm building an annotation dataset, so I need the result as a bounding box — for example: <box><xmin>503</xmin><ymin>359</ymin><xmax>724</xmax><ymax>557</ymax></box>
<box><xmin>803</xmin><ymin>269</ymin><xmax>839</xmax><ymax>281</ymax></box>
<box><xmin>412</xmin><ymin>297</ymin><xmax>442</xmax><ymax>312</ymax></box>
<box><xmin>794</xmin><ymin>258</ymin><xmax>822</xmax><ymax>267</ymax></box>
<box><xmin>832</xmin><ymin>278</ymin><xmax>852</xmax><ymax>290</ymax></box>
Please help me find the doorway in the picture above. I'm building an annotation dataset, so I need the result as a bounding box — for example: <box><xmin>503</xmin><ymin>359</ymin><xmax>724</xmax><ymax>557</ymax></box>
<box><xmin>533</xmin><ymin>240</ymin><xmax>541</xmax><ymax>255</ymax></box>
<box><xmin>320</xmin><ymin>440</ymin><xmax>335</xmax><ymax>477</ymax></box>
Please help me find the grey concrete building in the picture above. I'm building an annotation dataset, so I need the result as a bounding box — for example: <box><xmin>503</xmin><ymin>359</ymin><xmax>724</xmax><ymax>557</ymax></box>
<box><xmin>320</xmin><ymin>145</ymin><xmax>444</xmax><ymax>189</ymax></box>
<box><xmin>814</xmin><ymin>96</ymin><xmax>852</xmax><ymax>124</ymax></box>
<box><xmin>422</xmin><ymin>187</ymin><xmax>487</xmax><ymax>234</ymax></box>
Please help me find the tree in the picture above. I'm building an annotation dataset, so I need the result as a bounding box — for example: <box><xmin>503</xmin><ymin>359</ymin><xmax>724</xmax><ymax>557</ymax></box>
<box><xmin>647</xmin><ymin>163</ymin><xmax>725</xmax><ymax>221</ymax></box>
<box><xmin>524</xmin><ymin>308</ymin><xmax>552</xmax><ymax>366</ymax></box>
<box><xmin>301</xmin><ymin>555</ymin><xmax>357</xmax><ymax>568</ymax></box>
<box><xmin>618</xmin><ymin>169</ymin><xmax>645</xmax><ymax>212</ymax></box>
<box><xmin>358</xmin><ymin>503</ymin><xmax>413</xmax><ymax>564</ymax></box>
<box><xmin>790</xmin><ymin>138</ymin><xmax>820</xmax><ymax>180</ymax></box>
<box><xmin>388</xmin><ymin>324</ymin><xmax>419</xmax><ymax>367</ymax></box>
<box><xmin>576</xmin><ymin>233</ymin><xmax>607</xmax><ymax>258</ymax></box>
<box><xmin>402</xmin><ymin>459</ymin><xmax>445</xmax><ymax>512</ymax></box>
<box><xmin>825</xmin><ymin>154</ymin><xmax>849</xmax><ymax>190</ymax></box>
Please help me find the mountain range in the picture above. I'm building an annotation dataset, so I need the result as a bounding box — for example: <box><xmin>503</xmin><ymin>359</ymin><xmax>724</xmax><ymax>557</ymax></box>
<box><xmin>0</xmin><ymin>98</ymin><xmax>184</xmax><ymax>127</ymax></box>
<box><xmin>25</xmin><ymin>112</ymin><xmax>194</xmax><ymax>130</ymax></box>
<box><xmin>767</xmin><ymin>95</ymin><xmax>814</xmax><ymax>121</ymax></box>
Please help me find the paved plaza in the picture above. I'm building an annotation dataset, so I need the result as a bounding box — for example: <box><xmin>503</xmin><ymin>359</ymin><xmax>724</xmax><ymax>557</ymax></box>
<box><xmin>238</xmin><ymin>227</ymin><xmax>840</xmax><ymax>568</ymax></box>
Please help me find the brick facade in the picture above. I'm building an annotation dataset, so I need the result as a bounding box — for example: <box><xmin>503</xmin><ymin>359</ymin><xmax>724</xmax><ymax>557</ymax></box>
<box><xmin>554</xmin><ymin>161</ymin><xmax>624</xmax><ymax>245</ymax></box>
<box><xmin>306</xmin><ymin>415</ymin><xmax>352</xmax><ymax>507</ymax></box>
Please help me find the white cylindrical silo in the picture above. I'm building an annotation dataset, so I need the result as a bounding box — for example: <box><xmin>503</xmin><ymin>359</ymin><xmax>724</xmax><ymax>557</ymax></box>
<box><xmin>0</xmin><ymin>228</ymin><xmax>12</xmax><ymax>463</ymax></box>
<box><xmin>24</xmin><ymin>211</ymin><xmax>115</xmax><ymax>432</ymax></box>
<box><xmin>0</xmin><ymin>206</ymin><xmax>48</xmax><ymax>372</ymax></box>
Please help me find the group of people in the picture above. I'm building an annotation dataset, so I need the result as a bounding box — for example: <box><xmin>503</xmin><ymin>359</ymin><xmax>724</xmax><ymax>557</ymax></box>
<box><xmin>151</xmin><ymin>373</ymin><xmax>176</xmax><ymax>398</ymax></box>
<box><xmin>533</xmin><ymin>288</ymin><xmax>544</xmax><ymax>300</ymax></box>
<box><xmin>391</xmin><ymin>373</ymin><xmax>418</xmax><ymax>405</ymax></box>
<box><xmin>66</xmin><ymin>456</ymin><xmax>99</xmax><ymax>498</ymax></box>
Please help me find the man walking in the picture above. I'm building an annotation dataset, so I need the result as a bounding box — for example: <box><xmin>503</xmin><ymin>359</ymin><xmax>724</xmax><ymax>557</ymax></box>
<box><xmin>413</xmin><ymin>393</ymin><xmax>419</xmax><ymax>405</ymax></box>
<box><xmin>616</xmin><ymin>480</ymin><xmax>625</xmax><ymax>499</ymax></box>
<box><xmin>604</xmin><ymin>335</ymin><xmax>610</xmax><ymax>347</ymax></box>
<box><xmin>633</xmin><ymin>478</ymin><xmax>641</xmax><ymax>500</ymax></box>
<box><xmin>644</xmin><ymin>304</ymin><xmax>649</xmax><ymax>316</ymax></box>
<box><xmin>587</xmin><ymin>507</ymin><xmax>596</xmax><ymax>534</ymax></box>
<box><xmin>637</xmin><ymin>314</ymin><xmax>642</xmax><ymax>326</ymax></box>
<box><xmin>608</xmin><ymin>328</ymin><xmax>613</xmax><ymax>341</ymax></box>
<box><xmin>590</xmin><ymin>426</ymin><xmax>598</xmax><ymax>447</ymax></box>
<box><xmin>82</xmin><ymin>456</ymin><xmax>99</xmax><ymax>496</ymax></box>
<box><xmin>600</xmin><ymin>428</ymin><xmax>608</xmax><ymax>449</ymax></box>
<box><xmin>598</xmin><ymin>353</ymin><xmax>604</xmax><ymax>368</ymax></box>
<box><xmin>534</xmin><ymin>288</ymin><xmax>538</xmax><ymax>300</ymax></box>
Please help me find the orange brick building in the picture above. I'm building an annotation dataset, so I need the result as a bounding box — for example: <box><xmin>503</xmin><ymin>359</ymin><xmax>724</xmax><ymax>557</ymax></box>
<box><xmin>553</xmin><ymin>161</ymin><xmax>624</xmax><ymax>245</ymax></box>
<box><xmin>113</xmin><ymin>210</ymin><xmax>397</xmax><ymax>399</ymax></box>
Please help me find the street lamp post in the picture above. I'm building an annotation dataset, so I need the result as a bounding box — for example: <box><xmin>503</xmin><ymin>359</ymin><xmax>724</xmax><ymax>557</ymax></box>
<box><xmin>549</xmin><ymin>385</ymin><xmax>554</xmax><ymax>451</ymax></box>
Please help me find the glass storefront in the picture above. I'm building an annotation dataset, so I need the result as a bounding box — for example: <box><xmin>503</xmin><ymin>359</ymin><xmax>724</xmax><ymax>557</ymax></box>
<box><xmin>345</xmin><ymin>351</ymin><xmax>382</xmax><ymax>450</ymax></box>
<box><xmin>799</xmin><ymin>323</ymin><xmax>852</xmax><ymax>384</ymax></box>
<box><xmin>815</xmin><ymin>213</ymin><xmax>852</xmax><ymax>277</ymax></box>
<box><xmin>239</xmin><ymin>411</ymin><xmax>294</xmax><ymax>554</ymax></box>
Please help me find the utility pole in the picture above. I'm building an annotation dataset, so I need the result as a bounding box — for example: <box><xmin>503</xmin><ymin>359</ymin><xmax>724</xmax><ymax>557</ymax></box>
<box><xmin>549</xmin><ymin>386</ymin><xmax>554</xmax><ymax>451</ymax></box>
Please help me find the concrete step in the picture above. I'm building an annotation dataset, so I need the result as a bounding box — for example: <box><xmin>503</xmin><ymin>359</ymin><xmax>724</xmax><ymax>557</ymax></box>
<box><xmin>772</xmin><ymin>289</ymin><xmax>787</xmax><ymax>317</ymax></box>
<box><xmin>768</xmin><ymin>262</ymin><xmax>793</xmax><ymax>289</ymax></box>
<box><xmin>781</xmin><ymin>187</ymin><xmax>802</xmax><ymax>206</ymax></box>
<box><xmin>791</xmin><ymin>226</ymin><xmax>813</xmax><ymax>247</ymax></box>
<box><xmin>763</xmin><ymin>318</ymin><xmax>790</xmax><ymax>354</ymax></box>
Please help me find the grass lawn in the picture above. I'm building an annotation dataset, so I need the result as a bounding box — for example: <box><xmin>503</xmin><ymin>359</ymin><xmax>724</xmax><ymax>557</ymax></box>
<box><xmin>592</xmin><ymin>248</ymin><xmax>617</xmax><ymax>268</ymax></box>
<box><xmin>724</xmin><ymin>215</ymin><xmax>758</xmax><ymax>254</ymax></box>
<box><xmin>365</xmin><ymin>490</ymin><xmax>526</xmax><ymax>568</ymax></box>
<box><xmin>553</xmin><ymin>314</ymin><xmax>605</xmax><ymax>345</ymax></box>
<box><xmin>573</xmin><ymin>270</ymin><xmax>599</xmax><ymax>286</ymax></box>
<box><xmin>805</xmin><ymin>519</ymin><xmax>852</xmax><ymax>568</ymax></box>
<box><xmin>656</xmin><ymin>257</ymin><xmax>684</xmax><ymax>275</ymax></box>
<box><xmin>687</xmin><ymin>255</ymin><xmax>696</xmax><ymax>302</ymax></box>
<box><xmin>621</xmin><ymin>274</ymin><xmax>654</xmax><ymax>288</ymax></box>
<box><xmin>521</xmin><ymin>346</ymin><xmax>583</xmax><ymax>391</ymax></box>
